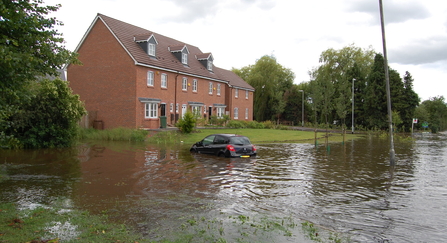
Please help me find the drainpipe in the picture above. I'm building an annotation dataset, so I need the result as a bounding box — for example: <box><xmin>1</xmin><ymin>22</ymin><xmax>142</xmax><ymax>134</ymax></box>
<box><xmin>174</xmin><ymin>72</ymin><xmax>179</xmax><ymax>124</ymax></box>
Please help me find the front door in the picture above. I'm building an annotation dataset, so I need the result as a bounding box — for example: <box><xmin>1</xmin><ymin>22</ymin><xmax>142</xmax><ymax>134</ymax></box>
<box><xmin>208</xmin><ymin>107</ymin><xmax>212</xmax><ymax>120</ymax></box>
<box><xmin>181</xmin><ymin>104</ymin><xmax>187</xmax><ymax>118</ymax></box>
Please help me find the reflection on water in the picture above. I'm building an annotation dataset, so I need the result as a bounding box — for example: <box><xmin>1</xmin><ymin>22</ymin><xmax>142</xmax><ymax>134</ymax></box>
<box><xmin>1</xmin><ymin>133</ymin><xmax>447</xmax><ymax>242</ymax></box>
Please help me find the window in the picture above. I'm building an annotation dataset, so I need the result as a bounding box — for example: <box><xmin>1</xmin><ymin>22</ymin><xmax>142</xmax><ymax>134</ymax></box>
<box><xmin>207</xmin><ymin>60</ymin><xmax>213</xmax><ymax>71</ymax></box>
<box><xmin>234</xmin><ymin>107</ymin><xmax>239</xmax><ymax>119</ymax></box>
<box><xmin>235</xmin><ymin>88</ymin><xmax>239</xmax><ymax>98</ymax></box>
<box><xmin>217</xmin><ymin>84</ymin><xmax>221</xmax><ymax>95</ymax></box>
<box><xmin>192</xmin><ymin>106</ymin><xmax>201</xmax><ymax>117</ymax></box>
<box><xmin>217</xmin><ymin>107</ymin><xmax>224</xmax><ymax>118</ymax></box>
<box><xmin>148</xmin><ymin>43</ymin><xmax>155</xmax><ymax>56</ymax></box>
<box><xmin>182</xmin><ymin>53</ymin><xmax>188</xmax><ymax>65</ymax></box>
<box><xmin>209</xmin><ymin>82</ymin><xmax>213</xmax><ymax>94</ymax></box>
<box><xmin>192</xmin><ymin>79</ymin><xmax>198</xmax><ymax>92</ymax></box>
<box><xmin>161</xmin><ymin>73</ymin><xmax>167</xmax><ymax>88</ymax></box>
<box><xmin>176</xmin><ymin>103</ymin><xmax>179</xmax><ymax>113</ymax></box>
<box><xmin>245</xmin><ymin>108</ymin><xmax>249</xmax><ymax>119</ymax></box>
<box><xmin>182</xmin><ymin>77</ymin><xmax>187</xmax><ymax>91</ymax></box>
<box><xmin>145</xmin><ymin>103</ymin><xmax>158</xmax><ymax>118</ymax></box>
<box><xmin>246</xmin><ymin>90</ymin><xmax>249</xmax><ymax>99</ymax></box>
<box><xmin>170</xmin><ymin>103</ymin><xmax>173</xmax><ymax>112</ymax></box>
<box><xmin>147</xmin><ymin>71</ymin><xmax>154</xmax><ymax>86</ymax></box>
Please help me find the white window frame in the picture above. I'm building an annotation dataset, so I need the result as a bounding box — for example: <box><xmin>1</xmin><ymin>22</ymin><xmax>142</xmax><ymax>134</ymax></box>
<box><xmin>161</xmin><ymin>73</ymin><xmax>167</xmax><ymax>88</ymax></box>
<box><xmin>245</xmin><ymin>90</ymin><xmax>249</xmax><ymax>99</ymax></box>
<box><xmin>147</xmin><ymin>71</ymin><xmax>154</xmax><ymax>86</ymax></box>
<box><xmin>234</xmin><ymin>107</ymin><xmax>239</xmax><ymax>119</ymax></box>
<box><xmin>148</xmin><ymin>43</ymin><xmax>155</xmax><ymax>56</ymax></box>
<box><xmin>192</xmin><ymin>105</ymin><xmax>202</xmax><ymax>117</ymax></box>
<box><xmin>182</xmin><ymin>77</ymin><xmax>187</xmax><ymax>91</ymax></box>
<box><xmin>192</xmin><ymin>79</ymin><xmax>198</xmax><ymax>92</ymax></box>
<box><xmin>207</xmin><ymin>60</ymin><xmax>213</xmax><ymax>71</ymax></box>
<box><xmin>182</xmin><ymin>53</ymin><xmax>188</xmax><ymax>65</ymax></box>
<box><xmin>170</xmin><ymin>103</ymin><xmax>173</xmax><ymax>112</ymax></box>
<box><xmin>217</xmin><ymin>107</ymin><xmax>224</xmax><ymax>118</ymax></box>
<box><xmin>209</xmin><ymin>82</ymin><xmax>213</xmax><ymax>94</ymax></box>
<box><xmin>145</xmin><ymin>103</ymin><xmax>158</xmax><ymax>118</ymax></box>
<box><xmin>217</xmin><ymin>84</ymin><xmax>221</xmax><ymax>95</ymax></box>
<box><xmin>235</xmin><ymin>88</ymin><xmax>239</xmax><ymax>98</ymax></box>
<box><xmin>176</xmin><ymin>103</ymin><xmax>179</xmax><ymax>113</ymax></box>
<box><xmin>245</xmin><ymin>108</ymin><xmax>249</xmax><ymax>119</ymax></box>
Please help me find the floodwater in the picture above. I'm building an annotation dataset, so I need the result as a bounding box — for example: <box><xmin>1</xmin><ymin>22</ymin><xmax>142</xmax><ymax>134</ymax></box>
<box><xmin>1</xmin><ymin>132</ymin><xmax>446</xmax><ymax>242</ymax></box>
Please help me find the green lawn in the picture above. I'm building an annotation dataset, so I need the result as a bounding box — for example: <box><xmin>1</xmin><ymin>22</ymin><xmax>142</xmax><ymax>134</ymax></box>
<box><xmin>149</xmin><ymin>128</ymin><xmax>363</xmax><ymax>145</ymax></box>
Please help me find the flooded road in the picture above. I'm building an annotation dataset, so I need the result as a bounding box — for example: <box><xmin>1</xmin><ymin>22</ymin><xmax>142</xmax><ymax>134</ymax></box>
<box><xmin>1</xmin><ymin>132</ymin><xmax>446</xmax><ymax>242</ymax></box>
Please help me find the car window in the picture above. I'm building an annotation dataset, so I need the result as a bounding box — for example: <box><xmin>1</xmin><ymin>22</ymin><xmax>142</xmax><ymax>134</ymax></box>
<box><xmin>202</xmin><ymin>135</ymin><xmax>215</xmax><ymax>145</ymax></box>
<box><xmin>214</xmin><ymin>136</ymin><xmax>226</xmax><ymax>144</ymax></box>
<box><xmin>229</xmin><ymin>136</ymin><xmax>250</xmax><ymax>145</ymax></box>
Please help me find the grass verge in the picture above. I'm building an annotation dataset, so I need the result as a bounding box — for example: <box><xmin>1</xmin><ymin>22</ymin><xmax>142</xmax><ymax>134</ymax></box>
<box><xmin>147</xmin><ymin>128</ymin><xmax>363</xmax><ymax>145</ymax></box>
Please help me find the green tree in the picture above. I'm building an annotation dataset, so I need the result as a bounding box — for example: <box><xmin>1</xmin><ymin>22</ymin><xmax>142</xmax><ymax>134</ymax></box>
<box><xmin>7</xmin><ymin>79</ymin><xmax>86</xmax><ymax>148</ymax></box>
<box><xmin>399</xmin><ymin>71</ymin><xmax>420</xmax><ymax>131</ymax></box>
<box><xmin>176</xmin><ymin>111</ymin><xmax>196</xmax><ymax>134</ymax></box>
<box><xmin>421</xmin><ymin>96</ymin><xmax>447</xmax><ymax>133</ymax></box>
<box><xmin>232</xmin><ymin>55</ymin><xmax>294</xmax><ymax>122</ymax></box>
<box><xmin>310</xmin><ymin>44</ymin><xmax>375</xmax><ymax>128</ymax></box>
<box><xmin>363</xmin><ymin>54</ymin><xmax>388</xmax><ymax>129</ymax></box>
<box><xmin>1</xmin><ymin>0</ymin><xmax>80</xmax><ymax>148</ymax></box>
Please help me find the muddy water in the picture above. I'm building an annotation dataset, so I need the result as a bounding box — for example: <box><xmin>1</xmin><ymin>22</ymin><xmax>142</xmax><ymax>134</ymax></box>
<box><xmin>1</xmin><ymin>133</ymin><xmax>446</xmax><ymax>242</ymax></box>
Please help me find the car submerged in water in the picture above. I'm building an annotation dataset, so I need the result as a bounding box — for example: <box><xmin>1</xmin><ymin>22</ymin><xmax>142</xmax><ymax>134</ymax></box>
<box><xmin>190</xmin><ymin>134</ymin><xmax>257</xmax><ymax>158</ymax></box>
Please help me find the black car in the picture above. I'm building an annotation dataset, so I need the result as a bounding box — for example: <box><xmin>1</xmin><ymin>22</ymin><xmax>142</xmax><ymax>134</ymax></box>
<box><xmin>190</xmin><ymin>134</ymin><xmax>257</xmax><ymax>158</ymax></box>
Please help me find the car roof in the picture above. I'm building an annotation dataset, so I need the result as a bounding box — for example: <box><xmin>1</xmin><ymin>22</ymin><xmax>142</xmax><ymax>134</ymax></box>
<box><xmin>208</xmin><ymin>134</ymin><xmax>245</xmax><ymax>138</ymax></box>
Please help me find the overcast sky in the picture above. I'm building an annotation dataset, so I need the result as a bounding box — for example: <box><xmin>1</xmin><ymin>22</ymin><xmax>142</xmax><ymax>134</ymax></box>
<box><xmin>46</xmin><ymin>0</ymin><xmax>447</xmax><ymax>101</ymax></box>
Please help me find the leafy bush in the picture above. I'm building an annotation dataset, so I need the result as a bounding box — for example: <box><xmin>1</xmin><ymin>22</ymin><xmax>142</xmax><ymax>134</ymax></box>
<box><xmin>7</xmin><ymin>79</ymin><xmax>86</xmax><ymax>148</ymax></box>
<box><xmin>176</xmin><ymin>111</ymin><xmax>196</xmax><ymax>133</ymax></box>
<box><xmin>226</xmin><ymin>120</ymin><xmax>247</xmax><ymax>128</ymax></box>
<box><xmin>247</xmin><ymin>121</ymin><xmax>265</xmax><ymax>129</ymax></box>
<box><xmin>210</xmin><ymin>115</ymin><xmax>230</xmax><ymax>126</ymax></box>
<box><xmin>262</xmin><ymin>120</ymin><xmax>275</xmax><ymax>129</ymax></box>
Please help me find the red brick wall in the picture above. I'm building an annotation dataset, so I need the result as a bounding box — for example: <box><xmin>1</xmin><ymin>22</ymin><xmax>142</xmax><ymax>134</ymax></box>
<box><xmin>68</xmin><ymin>19</ymin><xmax>137</xmax><ymax>129</ymax></box>
<box><xmin>228</xmin><ymin>87</ymin><xmax>254</xmax><ymax>121</ymax></box>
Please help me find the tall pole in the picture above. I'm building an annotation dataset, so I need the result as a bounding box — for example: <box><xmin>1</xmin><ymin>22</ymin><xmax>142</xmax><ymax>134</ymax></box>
<box><xmin>379</xmin><ymin>0</ymin><xmax>396</xmax><ymax>166</ymax></box>
<box><xmin>351</xmin><ymin>78</ymin><xmax>355</xmax><ymax>134</ymax></box>
<box><xmin>299</xmin><ymin>90</ymin><xmax>304</xmax><ymax>126</ymax></box>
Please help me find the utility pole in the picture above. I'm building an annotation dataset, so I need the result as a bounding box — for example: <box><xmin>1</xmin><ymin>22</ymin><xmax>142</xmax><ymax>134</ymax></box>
<box><xmin>379</xmin><ymin>0</ymin><xmax>396</xmax><ymax>166</ymax></box>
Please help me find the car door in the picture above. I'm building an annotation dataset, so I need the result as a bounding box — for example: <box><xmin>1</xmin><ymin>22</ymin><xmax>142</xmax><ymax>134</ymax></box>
<box><xmin>197</xmin><ymin>135</ymin><xmax>215</xmax><ymax>154</ymax></box>
<box><xmin>209</xmin><ymin>135</ymin><xmax>226</xmax><ymax>155</ymax></box>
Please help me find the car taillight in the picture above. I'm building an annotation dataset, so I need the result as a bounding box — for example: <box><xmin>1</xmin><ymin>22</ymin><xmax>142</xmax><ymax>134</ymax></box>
<box><xmin>226</xmin><ymin>145</ymin><xmax>235</xmax><ymax>152</ymax></box>
<box><xmin>252</xmin><ymin>145</ymin><xmax>257</xmax><ymax>151</ymax></box>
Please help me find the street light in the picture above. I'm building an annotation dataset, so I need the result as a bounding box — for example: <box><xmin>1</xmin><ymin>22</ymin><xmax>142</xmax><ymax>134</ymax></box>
<box><xmin>352</xmin><ymin>78</ymin><xmax>355</xmax><ymax>134</ymax></box>
<box><xmin>299</xmin><ymin>90</ymin><xmax>304</xmax><ymax>127</ymax></box>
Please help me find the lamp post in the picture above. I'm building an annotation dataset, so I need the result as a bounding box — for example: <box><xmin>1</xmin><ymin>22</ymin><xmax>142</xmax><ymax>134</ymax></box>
<box><xmin>299</xmin><ymin>90</ymin><xmax>304</xmax><ymax>127</ymax></box>
<box><xmin>352</xmin><ymin>78</ymin><xmax>355</xmax><ymax>134</ymax></box>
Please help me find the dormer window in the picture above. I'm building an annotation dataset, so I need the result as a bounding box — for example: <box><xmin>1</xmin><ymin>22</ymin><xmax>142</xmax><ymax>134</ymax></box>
<box><xmin>182</xmin><ymin>52</ymin><xmax>188</xmax><ymax>65</ymax></box>
<box><xmin>197</xmin><ymin>53</ymin><xmax>214</xmax><ymax>72</ymax></box>
<box><xmin>169</xmin><ymin>45</ymin><xmax>189</xmax><ymax>66</ymax></box>
<box><xmin>134</xmin><ymin>33</ymin><xmax>158</xmax><ymax>57</ymax></box>
<box><xmin>148</xmin><ymin>43</ymin><xmax>155</xmax><ymax>56</ymax></box>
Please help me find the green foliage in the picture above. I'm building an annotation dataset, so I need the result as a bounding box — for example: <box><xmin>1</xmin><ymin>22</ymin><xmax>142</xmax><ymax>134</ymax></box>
<box><xmin>5</xmin><ymin>79</ymin><xmax>86</xmax><ymax>148</ymax></box>
<box><xmin>0</xmin><ymin>0</ymin><xmax>80</xmax><ymax>148</ymax></box>
<box><xmin>77</xmin><ymin>127</ymin><xmax>148</xmax><ymax>141</ymax></box>
<box><xmin>233</xmin><ymin>55</ymin><xmax>294</xmax><ymax>122</ymax></box>
<box><xmin>226</xmin><ymin>120</ymin><xmax>247</xmax><ymax>128</ymax></box>
<box><xmin>419</xmin><ymin>96</ymin><xmax>447</xmax><ymax>133</ymax></box>
<box><xmin>176</xmin><ymin>111</ymin><xmax>196</xmax><ymax>133</ymax></box>
<box><xmin>210</xmin><ymin>115</ymin><xmax>230</xmax><ymax>126</ymax></box>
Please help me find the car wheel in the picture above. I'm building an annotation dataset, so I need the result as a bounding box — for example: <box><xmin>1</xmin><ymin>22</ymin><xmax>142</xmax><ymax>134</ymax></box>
<box><xmin>218</xmin><ymin>152</ymin><xmax>226</xmax><ymax>158</ymax></box>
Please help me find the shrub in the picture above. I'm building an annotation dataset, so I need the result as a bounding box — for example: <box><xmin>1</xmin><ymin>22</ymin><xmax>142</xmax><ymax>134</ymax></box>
<box><xmin>247</xmin><ymin>121</ymin><xmax>264</xmax><ymax>129</ymax></box>
<box><xmin>262</xmin><ymin>120</ymin><xmax>275</xmax><ymax>129</ymax></box>
<box><xmin>176</xmin><ymin>111</ymin><xmax>196</xmax><ymax>133</ymax></box>
<box><xmin>226</xmin><ymin>120</ymin><xmax>247</xmax><ymax>128</ymax></box>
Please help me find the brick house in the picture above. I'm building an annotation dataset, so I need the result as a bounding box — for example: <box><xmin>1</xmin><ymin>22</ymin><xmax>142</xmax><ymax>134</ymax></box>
<box><xmin>67</xmin><ymin>14</ymin><xmax>254</xmax><ymax>129</ymax></box>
